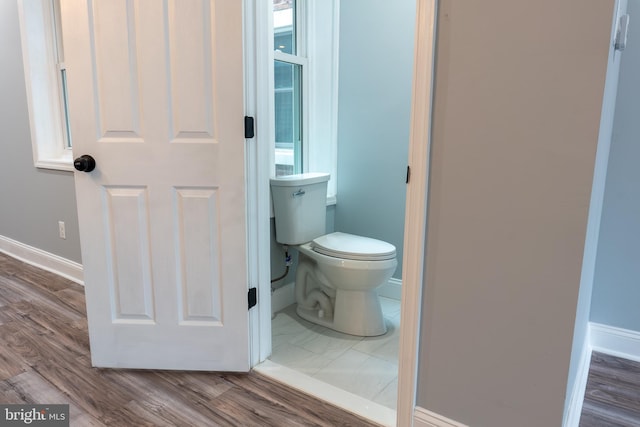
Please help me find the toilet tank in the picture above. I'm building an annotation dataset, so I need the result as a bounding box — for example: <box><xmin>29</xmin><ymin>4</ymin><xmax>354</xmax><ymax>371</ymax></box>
<box><xmin>270</xmin><ymin>173</ymin><xmax>330</xmax><ymax>245</ymax></box>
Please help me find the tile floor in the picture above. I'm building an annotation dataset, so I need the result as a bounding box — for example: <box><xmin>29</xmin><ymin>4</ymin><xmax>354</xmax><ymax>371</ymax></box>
<box><xmin>270</xmin><ymin>297</ymin><xmax>401</xmax><ymax>409</ymax></box>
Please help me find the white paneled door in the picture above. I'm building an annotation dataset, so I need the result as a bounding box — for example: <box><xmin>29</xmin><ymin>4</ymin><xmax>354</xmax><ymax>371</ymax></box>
<box><xmin>62</xmin><ymin>0</ymin><xmax>249</xmax><ymax>370</ymax></box>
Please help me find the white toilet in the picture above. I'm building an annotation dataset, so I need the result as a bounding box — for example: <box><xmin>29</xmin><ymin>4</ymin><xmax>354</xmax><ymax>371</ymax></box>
<box><xmin>270</xmin><ymin>173</ymin><xmax>397</xmax><ymax>336</ymax></box>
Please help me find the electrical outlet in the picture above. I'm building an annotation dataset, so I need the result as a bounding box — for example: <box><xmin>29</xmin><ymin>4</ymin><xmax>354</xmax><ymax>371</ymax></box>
<box><xmin>58</xmin><ymin>221</ymin><xmax>66</xmax><ymax>240</ymax></box>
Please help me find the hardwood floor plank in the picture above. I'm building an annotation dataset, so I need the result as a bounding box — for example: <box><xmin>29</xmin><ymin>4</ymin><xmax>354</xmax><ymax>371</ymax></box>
<box><xmin>582</xmin><ymin>400</ymin><xmax>640</xmax><ymax>427</ymax></box>
<box><xmin>0</xmin><ymin>343</ymin><xmax>28</xmax><ymax>381</ymax></box>
<box><xmin>122</xmin><ymin>391</ymin><xmax>228</xmax><ymax>427</ymax></box>
<box><xmin>0</xmin><ymin>275</ymin><xmax>82</xmax><ymax>324</ymax></box>
<box><xmin>0</xmin><ymin>323</ymin><xmax>51</xmax><ymax>366</ymax></box>
<box><xmin>153</xmin><ymin>370</ymin><xmax>235</xmax><ymax>401</ymax></box>
<box><xmin>0</xmin><ymin>318</ymin><xmax>86</xmax><ymax>367</ymax></box>
<box><xmin>589</xmin><ymin>352</ymin><xmax>640</xmax><ymax>389</ymax></box>
<box><xmin>53</xmin><ymin>286</ymin><xmax>88</xmax><ymax>317</ymax></box>
<box><xmin>71</xmin><ymin>413</ymin><xmax>106</xmax><ymax>427</ymax></box>
<box><xmin>222</xmin><ymin>373</ymin><xmax>377</xmax><ymax>427</ymax></box>
<box><xmin>0</xmin><ymin>378</ymin><xmax>28</xmax><ymax>404</ymax></box>
<box><xmin>0</xmin><ymin>253</ymin><xmax>379</xmax><ymax>427</ymax></box>
<box><xmin>95</xmin><ymin>405</ymin><xmax>166</xmax><ymax>427</ymax></box>
<box><xmin>0</xmin><ymin>308</ymin><xmax>11</xmax><ymax>326</ymax></box>
<box><xmin>133</xmin><ymin>372</ymin><xmax>247</xmax><ymax>427</ymax></box>
<box><xmin>210</xmin><ymin>381</ymin><xmax>371</xmax><ymax>427</ymax></box>
<box><xmin>4</xmin><ymin>300</ymin><xmax>89</xmax><ymax>354</ymax></box>
<box><xmin>31</xmin><ymin>356</ymin><xmax>139</xmax><ymax>420</ymax></box>
<box><xmin>584</xmin><ymin>376</ymin><xmax>640</xmax><ymax>417</ymax></box>
<box><xmin>210</xmin><ymin>387</ymin><xmax>312</xmax><ymax>427</ymax></box>
<box><xmin>5</xmin><ymin>370</ymin><xmax>85</xmax><ymax>421</ymax></box>
<box><xmin>0</xmin><ymin>253</ymin><xmax>72</xmax><ymax>294</ymax></box>
<box><xmin>0</xmin><ymin>276</ymin><xmax>26</xmax><ymax>306</ymax></box>
<box><xmin>580</xmin><ymin>352</ymin><xmax>640</xmax><ymax>426</ymax></box>
<box><xmin>96</xmin><ymin>369</ymin><xmax>238</xmax><ymax>426</ymax></box>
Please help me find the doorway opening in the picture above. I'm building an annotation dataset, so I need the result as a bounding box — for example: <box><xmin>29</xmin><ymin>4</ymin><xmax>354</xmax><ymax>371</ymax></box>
<box><xmin>253</xmin><ymin>0</ymin><xmax>418</xmax><ymax>425</ymax></box>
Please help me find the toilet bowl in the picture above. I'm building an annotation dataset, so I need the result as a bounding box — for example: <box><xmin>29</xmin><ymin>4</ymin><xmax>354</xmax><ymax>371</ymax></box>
<box><xmin>270</xmin><ymin>173</ymin><xmax>398</xmax><ymax>337</ymax></box>
<box><xmin>295</xmin><ymin>232</ymin><xmax>397</xmax><ymax>336</ymax></box>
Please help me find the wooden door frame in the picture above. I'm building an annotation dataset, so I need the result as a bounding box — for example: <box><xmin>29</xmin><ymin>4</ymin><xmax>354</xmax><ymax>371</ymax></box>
<box><xmin>244</xmin><ymin>0</ymin><xmax>275</xmax><ymax>366</ymax></box>
<box><xmin>243</xmin><ymin>0</ymin><xmax>438</xmax><ymax>425</ymax></box>
<box><xmin>396</xmin><ymin>1</ymin><xmax>437</xmax><ymax>425</ymax></box>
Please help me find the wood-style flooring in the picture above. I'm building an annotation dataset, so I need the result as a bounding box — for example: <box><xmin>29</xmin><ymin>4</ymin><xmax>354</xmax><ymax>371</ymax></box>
<box><xmin>0</xmin><ymin>252</ymin><xmax>378</xmax><ymax>426</ymax></box>
<box><xmin>580</xmin><ymin>351</ymin><xmax>640</xmax><ymax>426</ymax></box>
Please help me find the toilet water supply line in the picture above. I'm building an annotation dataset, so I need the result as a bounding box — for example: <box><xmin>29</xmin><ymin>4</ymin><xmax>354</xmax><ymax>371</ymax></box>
<box><xmin>270</xmin><ymin>245</ymin><xmax>292</xmax><ymax>287</ymax></box>
<box><xmin>270</xmin><ymin>245</ymin><xmax>333</xmax><ymax>319</ymax></box>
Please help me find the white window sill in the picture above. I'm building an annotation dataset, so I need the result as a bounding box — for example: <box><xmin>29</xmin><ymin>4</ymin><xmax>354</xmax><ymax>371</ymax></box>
<box><xmin>35</xmin><ymin>152</ymin><xmax>74</xmax><ymax>172</ymax></box>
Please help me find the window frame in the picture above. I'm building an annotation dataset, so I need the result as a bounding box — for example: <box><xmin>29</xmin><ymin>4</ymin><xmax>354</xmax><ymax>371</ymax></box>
<box><xmin>273</xmin><ymin>51</ymin><xmax>309</xmax><ymax>175</ymax></box>
<box><xmin>273</xmin><ymin>0</ymin><xmax>308</xmax><ymax>176</ymax></box>
<box><xmin>270</xmin><ymin>0</ymin><xmax>339</xmax><ymax>200</ymax></box>
<box><xmin>17</xmin><ymin>0</ymin><xmax>73</xmax><ymax>172</ymax></box>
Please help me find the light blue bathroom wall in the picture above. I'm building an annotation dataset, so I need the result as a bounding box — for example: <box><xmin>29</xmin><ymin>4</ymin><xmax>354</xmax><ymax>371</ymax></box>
<box><xmin>591</xmin><ymin>0</ymin><xmax>640</xmax><ymax>333</ymax></box>
<box><xmin>334</xmin><ymin>0</ymin><xmax>416</xmax><ymax>280</ymax></box>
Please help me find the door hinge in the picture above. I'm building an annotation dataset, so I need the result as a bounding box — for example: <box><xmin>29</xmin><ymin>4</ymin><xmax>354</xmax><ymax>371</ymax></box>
<box><xmin>244</xmin><ymin>116</ymin><xmax>255</xmax><ymax>139</ymax></box>
<box><xmin>248</xmin><ymin>287</ymin><xmax>257</xmax><ymax>310</ymax></box>
<box><xmin>615</xmin><ymin>14</ymin><xmax>630</xmax><ymax>51</ymax></box>
<box><xmin>406</xmin><ymin>165</ymin><xmax>411</xmax><ymax>184</ymax></box>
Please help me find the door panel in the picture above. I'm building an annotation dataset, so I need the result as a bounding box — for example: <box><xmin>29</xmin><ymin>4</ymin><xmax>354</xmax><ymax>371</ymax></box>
<box><xmin>62</xmin><ymin>0</ymin><xmax>249</xmax><ymax>371</ymax></box>
<box><xmin>168</xmin><ymin>0</ymin><xmax>216</xmax><ymax>141</ymax></box>
<box><xmin>174</xmin><ymin>186</ymin><xmax>222</xmax><ymax>324</ymax></box>
<box><xmin>103</xmin><ymin>186</ymin><xmax>154</xmax><ymax>322</ymax></box>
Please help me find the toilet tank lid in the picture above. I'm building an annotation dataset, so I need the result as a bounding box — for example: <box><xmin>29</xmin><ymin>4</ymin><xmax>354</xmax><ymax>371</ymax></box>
<box><xmin>270</xmin><ymin>173</ymin><xmax>330</xmax><ymax>187</ymax></box>
<box><xmin>311</xmin><ymin>232</ymin><xmax>396</xmax><ymax>261</ymax></box>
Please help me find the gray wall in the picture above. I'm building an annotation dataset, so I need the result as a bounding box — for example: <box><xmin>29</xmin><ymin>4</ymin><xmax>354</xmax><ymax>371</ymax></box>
<box><xmin>0</xmin><ymin>1</ymin><xmax>81</xmax><ymax>264</ymax></box>
<box><xmin>334</xmin><ymin>0</ymin><xmax>415</xmax><ymax>279</ymax></box>
<box><xmin>416</xmin><ymin>0</ymin><xmax>613</xmax><ymax>425</ymax></box>
<box><xmin>591</xmin><ymin>0</ymin><xmax>640</xmax><ymax>332</ymax></box>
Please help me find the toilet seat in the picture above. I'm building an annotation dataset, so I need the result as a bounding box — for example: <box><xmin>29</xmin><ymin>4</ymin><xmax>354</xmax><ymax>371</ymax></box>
<box><xmin>311</xmin><ymin>232</ymin><xmax>396</xmax><ymax>261</ymax></box>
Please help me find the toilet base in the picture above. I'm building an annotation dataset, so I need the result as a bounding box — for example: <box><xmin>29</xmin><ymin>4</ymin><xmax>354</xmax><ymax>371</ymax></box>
<box><xmin>296</xmin><ymin>289</ymin><xmax>387</xmax><ymax>337</ymax></box>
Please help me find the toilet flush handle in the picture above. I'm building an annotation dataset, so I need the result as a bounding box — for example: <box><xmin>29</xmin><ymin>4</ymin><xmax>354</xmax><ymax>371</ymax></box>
<box><xmin>292</xmin><ymin>189</ymin><xmax>306</xmax><ymax>197</ymax></box>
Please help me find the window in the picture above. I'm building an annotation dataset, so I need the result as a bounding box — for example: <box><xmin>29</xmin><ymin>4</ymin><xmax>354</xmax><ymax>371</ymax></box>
<box><xmin>273</xmin><ymin>0</ymin><xmax>306</xmax><ymax>176</ymax></box>
<box><xmin>51</xmin><ymin>0</ymin><xmax>72</xmax><ymax>150</ymax></box>
<box><xmin>270</xmin><ymin>0</ymin><xmax>339</xmax><ymax>199</ymax></box>
<box><xmin>17</xmin><ymin>0</ymin><xmax>73</xmax><ymax>171</ymax></box>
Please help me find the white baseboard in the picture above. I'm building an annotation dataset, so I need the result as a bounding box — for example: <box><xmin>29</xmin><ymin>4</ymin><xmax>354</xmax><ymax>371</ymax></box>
<box><xmin>590</xmin><ymin>322</ymin><xmax>640</xmax><ymax>363</ymax></box>
<box><xmin>378</xmin><ymin>277</ymin><xmax>402</xmax><ymax>300</ymax></box>
<box><xmin>562</xmin><ymin>322</ymin><xmax>640</xmax><ymax>427</ymax></box>
<box><xmin>563</xmin><ymin>334</ymin><xmax>592</xmax><ymax>427</ymax></box>
<box><xmin>271</xmin><ymin>281</ymin><xmax>295</xmax><ymax>314</ymax></box>
<box><xmin>414</xmin><ymin>406</ymin><xmax>468</xmax><ymax>427</ymax></box>
<box><xmin>0</xmin><ymin>234</ymin><xmax>83</xmax><ymax>285</ymax></box>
